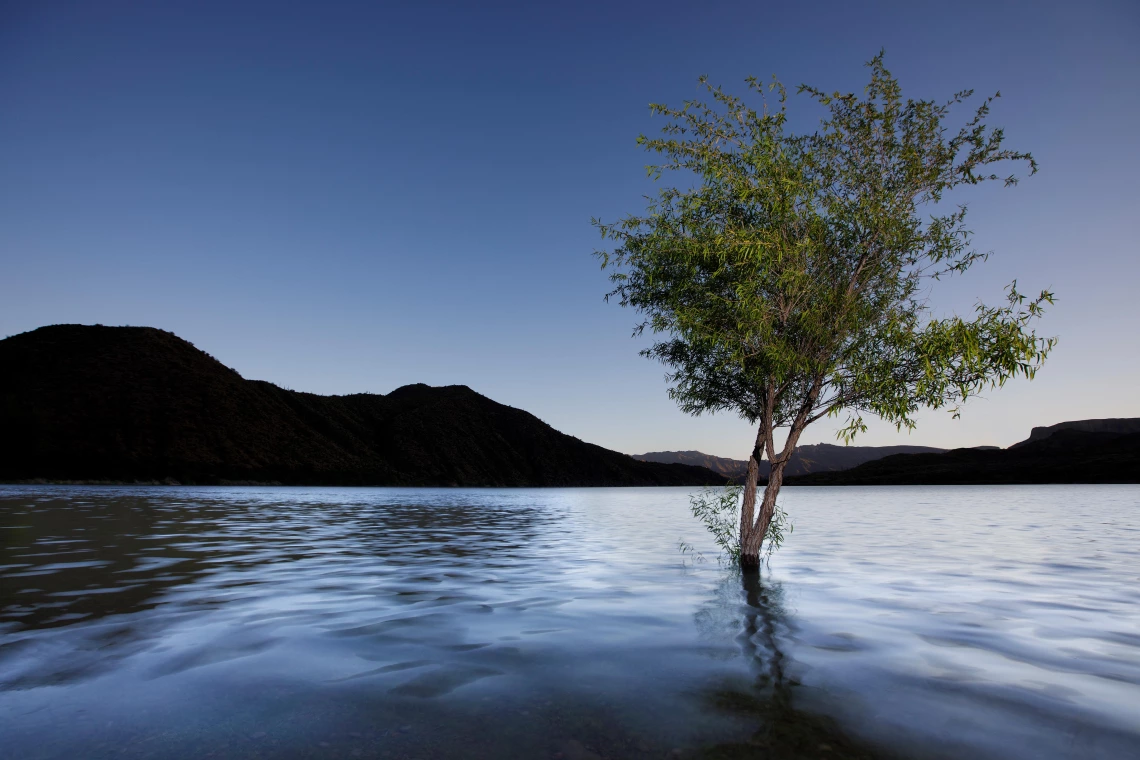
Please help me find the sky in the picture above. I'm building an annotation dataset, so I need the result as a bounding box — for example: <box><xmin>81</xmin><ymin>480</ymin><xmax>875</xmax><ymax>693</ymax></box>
<box><xmin>1</xmin><ymin>0</ymin><xmax>1138</xmax><ymax>459</ymax></box>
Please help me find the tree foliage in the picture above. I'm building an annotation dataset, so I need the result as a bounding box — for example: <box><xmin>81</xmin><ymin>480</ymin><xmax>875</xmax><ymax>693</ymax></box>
<box><xmin>595</xmin><ymin>54</ymin><xmax>1055</xmax><ymax>565</ymax></box>
<box><xmin>680</xmin><ymin>485</ymin><xmax>792</xmax><ymax>566</ymax></box>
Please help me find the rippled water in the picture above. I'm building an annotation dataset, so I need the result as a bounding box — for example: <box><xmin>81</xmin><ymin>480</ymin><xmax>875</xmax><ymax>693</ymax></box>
<box><xmin>1</xmin><ymin>485</ymin><xmax>1138</xmax><ymax>759</ymax></box>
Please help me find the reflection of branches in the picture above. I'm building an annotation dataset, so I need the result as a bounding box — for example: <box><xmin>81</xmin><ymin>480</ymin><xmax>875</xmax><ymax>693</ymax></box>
<box><xmin>739</xmin><ymin>569</ymin><xmax>789</xmax><ymax>697</ymax></box>
<box><xmin>692</xmin><ymin>568</ymin><xmax>789</xmax><ymax>671</ymax></box>
<box><xmin>694</xmin><ymin>570</ymin><xmax>883</xmax><ymax>759</ymax></box>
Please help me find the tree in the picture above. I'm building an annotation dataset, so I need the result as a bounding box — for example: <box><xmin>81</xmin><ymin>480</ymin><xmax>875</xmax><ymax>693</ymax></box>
<box><xmin>594</xmin><ymin>54</ymin><xmax>1055</xmax><ymax>568</ymax></box>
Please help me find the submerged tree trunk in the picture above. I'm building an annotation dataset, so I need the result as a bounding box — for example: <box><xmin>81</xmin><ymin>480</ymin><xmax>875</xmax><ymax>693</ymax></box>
<box><xmin>741</xmin><ymin>461</ymin><xmax>785</xmax><ymax>568</ymax></box>
<box><xmin>739</xmin><ymin>421</ymin><xmax>808</xmax><ymax>570</ymax></box>
<box><xmin>739</xmin><ymin>421</ymin><xmax>771</xmax><ymax>571</ymax></box>
<box><xmin>738</xmin><ymin>428</ymin><xmax>765</xmax><ymax>555</ymax></box>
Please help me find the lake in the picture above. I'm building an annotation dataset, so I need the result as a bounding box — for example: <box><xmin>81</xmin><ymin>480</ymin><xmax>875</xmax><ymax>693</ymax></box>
<box><xmin>1</xmin><ymin>485</ymin><xmax>1138</xmax><ymax>759</ymax></box>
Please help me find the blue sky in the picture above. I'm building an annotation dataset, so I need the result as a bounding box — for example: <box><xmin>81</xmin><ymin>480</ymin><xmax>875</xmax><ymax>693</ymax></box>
<box><xmin>2</xmin><ymin>0</ymin><xmax>1138</xmax><ymax>458</ymax></box>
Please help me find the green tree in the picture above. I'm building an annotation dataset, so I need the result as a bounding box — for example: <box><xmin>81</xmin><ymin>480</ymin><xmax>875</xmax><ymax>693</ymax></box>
<box><xmin>594</xmin><ymin>54</ymin><xmax>1055</xmax><ymax>568</ymax></box>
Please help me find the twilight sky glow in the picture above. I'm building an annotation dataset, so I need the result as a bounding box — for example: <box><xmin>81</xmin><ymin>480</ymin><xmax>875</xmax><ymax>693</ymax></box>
<box><xmin>2</xmin><ymin>0</ymin><xmax>1138</xmax><ymax>459</ymax></box>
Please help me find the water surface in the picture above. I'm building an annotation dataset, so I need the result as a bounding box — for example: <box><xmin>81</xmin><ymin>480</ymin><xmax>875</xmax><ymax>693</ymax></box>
<box><xmin>1</xmin><ymin>485</ymin><xmax>1138</xmax><ymax>759</ymax></box>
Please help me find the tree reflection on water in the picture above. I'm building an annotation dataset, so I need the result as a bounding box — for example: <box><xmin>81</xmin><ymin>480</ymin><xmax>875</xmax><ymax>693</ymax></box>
<box><xmin>694</xmin><ymin>569</ymin><xmax>888</xmax><ymax>760</ymax></box>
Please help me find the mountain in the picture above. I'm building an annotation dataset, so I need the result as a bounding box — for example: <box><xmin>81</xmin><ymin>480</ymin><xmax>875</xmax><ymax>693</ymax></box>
<box><xmin>634</xmin><ymin>443</ymin><xmax>946</xmax><ymax>480</ymax></box>
<box><xmin>0</xmin><ymin>325</ymin><xmax>724</xmax><ymax>487</ymax></box>
<box><xmin>775</xmin><ymin>443</ymin><xmax>947</xmax><ymax>476</ymax></box>
<box><xmin>1010</xmin><ymin>418</ymin><xmax>1140</xmax><ymax>448</ymax></box>
<box><xmin>633</xmin><ymin>451</ymin><xmax>749</xmax><ymax>479</ymax></box>
<box><xmin>787</xmin><ymin>426</ymin><xmax>1140</xmax><ymax>485</ymax></box>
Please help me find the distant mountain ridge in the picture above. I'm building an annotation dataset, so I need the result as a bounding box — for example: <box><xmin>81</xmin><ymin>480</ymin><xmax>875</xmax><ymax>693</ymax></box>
<box><xmin>1010</xmin><ymin>418</ymin><xmax>1140</xmax><ymax>448</ymax></box>
<box><xmin>633</xmin><ymin>451</ymin><xmax>748</xmax><ymax>479</ymax></box>
<box><xmin>636</xmin><ymin>419</ymin><xmax>1140</xmax><ymax>485</ymax></box>
<box><xmin>634</xmin><ymin>443</ymin><xmax>946</xmax><ymax>480</ymax></box>
<box><xmin>789</xmin><ymin>422</ymin><xmax>1140</xmax><ymax>485</ymax></box>
<box><xmin>0</xmin><ymin>325</ymin><xmax>724</xmax><ymax>487</ymax></box>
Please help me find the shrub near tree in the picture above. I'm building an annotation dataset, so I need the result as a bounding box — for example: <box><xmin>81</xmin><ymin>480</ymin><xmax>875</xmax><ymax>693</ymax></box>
<box><xmin>594</xmin><ymin>54</ymin><xmax>1055</xmax><ymax>568</ymax></box>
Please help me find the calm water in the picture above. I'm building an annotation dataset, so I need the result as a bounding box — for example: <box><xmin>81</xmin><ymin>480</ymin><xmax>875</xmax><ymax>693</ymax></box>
<box><xmin>1</xmin><ymin>485</ymin><xmax>1138</xmax><ymax>759</ymax></box>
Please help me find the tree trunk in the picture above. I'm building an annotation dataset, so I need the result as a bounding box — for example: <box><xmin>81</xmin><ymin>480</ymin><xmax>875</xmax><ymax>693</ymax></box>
<box><xmin>740</xmin><ymin>422</ymin><xmax>807</xmax><ymax>570</ymax></box>
<box><xmin>738</xmin><ymin>428</ymin><xmax>765</xmax><ymax>554</ymax></box>
<box><xmin>741</xmin><ymin>461</ymin><xmax>785</xmax><ymax>568</ymax></box>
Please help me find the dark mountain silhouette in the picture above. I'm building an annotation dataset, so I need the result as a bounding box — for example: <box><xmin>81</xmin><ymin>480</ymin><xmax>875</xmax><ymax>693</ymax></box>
<box><xmin>1009</xmin><ymin>418</ymin><xmax>1140</xmax><ymax>448</ymax></box>
<box><xmin>787</xmin><ymin>425</ymin><xmax>1140</xmax><ymax>485</ymax></box>
<box><xmin>633</xmin><ymin>451</ymin><xmax>749</xmax><ymax>479</ymax></box>
<box><xmin>634</xmin><ymin>443</ymin><xmax>946</xmax><ymax>480</ymax></box>
<box><xmin>0</xmin><ymin>325</ymin><xmax>724</xmax><ymax>487</ymax></box>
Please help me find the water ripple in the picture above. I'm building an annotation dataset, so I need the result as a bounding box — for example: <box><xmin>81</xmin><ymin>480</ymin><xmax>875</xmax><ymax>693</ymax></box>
<box><xmin>0</xmin><ymin>484</ymin><xmax>1138</xmax><ymax>760</ymax></box>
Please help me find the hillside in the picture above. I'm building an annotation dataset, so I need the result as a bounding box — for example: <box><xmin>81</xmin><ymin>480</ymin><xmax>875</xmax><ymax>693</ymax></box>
<box><xmin>634</xmin><ymin>443</ymin><xmax>946</xmax><ymax>480</ymax></box>
<box><xmin>0</xmin><ymin>325</ymin><xmax>724</xmax><ymax>487</ymax></box>
<box><xmin>633</xmin><ymin>451</ymin><xmax>749</xmax><ymax>479</ymax></box>
<box><xmin>788</xmin><ymin>427</ymin><xmax>1140</xmax><ymax>485</ymax></box>
<box><xmin>1010</xmin><ymin>418</ymin><xmax>1140</xmax><ymax>448</ymax></box>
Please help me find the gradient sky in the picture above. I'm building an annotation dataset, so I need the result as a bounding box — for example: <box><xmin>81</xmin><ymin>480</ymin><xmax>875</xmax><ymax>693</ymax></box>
<box><xmin>2</xmin><ymin>0</ymin><xmax>1138</xmax><ymax>459</ymax></box>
